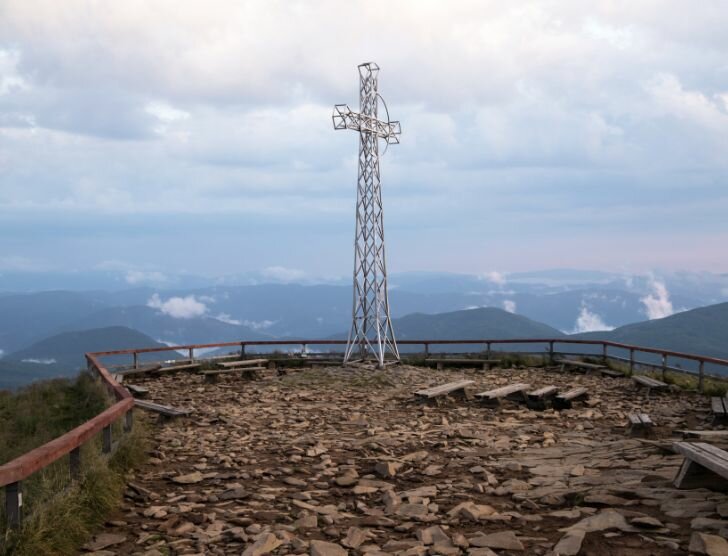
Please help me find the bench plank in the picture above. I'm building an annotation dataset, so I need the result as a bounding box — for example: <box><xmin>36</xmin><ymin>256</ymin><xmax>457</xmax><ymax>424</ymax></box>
<box><xmin>712</xmin><ymin>397</ymin><xmax>728</xmax><ymax>415</ymax></box>
<box><xmin>202</xmin><ymin>367</ymin><xmax>265</xmax><ymax>383</ymax></box>
<box><xmin>425</xmin><ymin>358</ymin><xmax>501</xmax><ymax>370</ymax></box>
<box><xmin>218</xmin><ymin>358</ymin><xmax>269</xmax><ymax>369</ymax></box>
<box><xmin>555</xmin><ymin>359</ymin><xmax>606</xmax><ymax>370</ymax></box>
<box><xmin>674</xmin><ymin>442</ymin><xmax>728</xmax><ymax>491</ymax></box>
<box><xmin>627</xmin><ymin>412</ymin><xmax>653</xmax><ymax>437</ymax></box>
<box><xmin>633</xmin><ymin>375</ymin><xmax>668</xmax><ymax>398</ymax></box>
<box><xmin>476</xmin><ymin>383</ymin><xmax>531</xmax><ymax>399</ymax></box>
<box><xmin>158</xmin><ymin>363</ymin><xmax>201</xmax><ymax>372</ymax></box>
<box><xmin>527</xmin><ymin>385</ymin><xmax>559</xmax><ymax>410</ymax></box>
<box><xmin>553</xmin><ymin>387</ymin><xmax>589</xmax><ymax>409</ymax></box>
<box><xmin>135</xmin><ymin>399</ymin><xmax>190</xmax><ymax>418</ymax></box>
<box><xmin>415</xmin><ymin>380</ymin><xmax>474</xmax><ymax>399</ymax></box>
<box><xmin>126</xmin><ymin>384</ymin><xmax>149</xmax><ymax>397</ymax></box>
<box><xmin>633</xmin><ymin>375</ymin><xmax>667</xmax><ymax>388</ymax></box>
<box><xmin>475</xmin><ymin>383</ymin><xmax>530</xmax><ymax>407</ymax></box>
<box><xmin>118</xmin><ymin>364</ymin><xmax>162</xmax><ymax>376</ymax></box>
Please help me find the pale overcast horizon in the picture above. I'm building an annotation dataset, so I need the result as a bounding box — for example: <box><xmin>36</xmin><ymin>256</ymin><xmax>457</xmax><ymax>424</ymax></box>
<box><xmin>1</xmin><ymin>1</ymin><xmax>728</xmax><ymax>279</ymax></box>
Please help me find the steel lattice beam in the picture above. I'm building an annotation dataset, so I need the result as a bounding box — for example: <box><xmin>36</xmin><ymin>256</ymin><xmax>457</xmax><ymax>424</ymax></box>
<box><xmin>332</xmin><ymin>62</ymin><xmax>400</xmax><ymax>368</ymax></box>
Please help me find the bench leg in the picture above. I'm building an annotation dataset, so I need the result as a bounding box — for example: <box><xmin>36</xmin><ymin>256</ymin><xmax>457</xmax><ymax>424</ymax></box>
<box><xmin>628</xmin><ymin>423</ymin><xmax>650</xmax><ymax>438</ymax></box>
<box><xmin>674</xmin><ymin>458</ymin><xmax>728</xmax><ymax>491</ymax></box>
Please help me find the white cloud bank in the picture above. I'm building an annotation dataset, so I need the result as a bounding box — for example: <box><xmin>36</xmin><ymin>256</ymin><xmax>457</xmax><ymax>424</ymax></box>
<box><xmin>503</xmin><ymin>300</ymin><xmax>517</xmax><ymax>313</ymax></box>
<box><xmin>242</xmin><ymin>319</ymin><xmax>276</xmax><ymax>330</ymax></box>
<box><xmin>147</xmin><ymin>293</ymin><xmax>207</xmax><ymax>319</ymax></box>
<box><xmin>482</xmin><ymin>271</ymin><xmax>507</xmax><ymax>286</ymax></box>
<box><xmin>261</xmin><ymin>266</ymin><xmax>307</xmax><ymax>283</ymax></box>
<box><xmin>640</xmin><ymin>277</ymin><xmax>674</xmax><ymax>320</ymax></box>
<box><xmin>22</xmin><ymin>358</ymin><xmax>56</xmax><ymax>364</ymax></box>
<box><xmin>571</xmin><ymin>304</ymin><xmax>614</xmax><ymax>333</ymax></box>
<box><xmin>126</xmin><ymin>270</ymin><xmax>168</xmax><ymax>285</ymax></box>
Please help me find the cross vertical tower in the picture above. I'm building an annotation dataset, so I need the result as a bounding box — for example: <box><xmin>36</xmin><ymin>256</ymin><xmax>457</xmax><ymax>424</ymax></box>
<box><xmin>333</xmin><ymin>62</ymin><xmax>401</xmax><ymax>367</ymax></box>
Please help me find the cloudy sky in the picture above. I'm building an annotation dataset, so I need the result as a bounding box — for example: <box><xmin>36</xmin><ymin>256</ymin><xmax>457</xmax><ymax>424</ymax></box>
<box><xmin>1</xmin><ymin>1</ymin><xmax>727</xmax><ymax>281</ymax></box>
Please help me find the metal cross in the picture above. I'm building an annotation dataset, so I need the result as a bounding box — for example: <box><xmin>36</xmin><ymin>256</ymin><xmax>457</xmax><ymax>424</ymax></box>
<box><xmin>333</xmin><ymin>62</ymin><xmax>401</xmax><ymax>368</ymax></box>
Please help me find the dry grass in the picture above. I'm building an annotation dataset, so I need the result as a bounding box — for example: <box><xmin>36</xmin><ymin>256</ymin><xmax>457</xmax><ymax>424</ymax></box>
<box><xmin>0</xmin><ymin>376</ymin><xmax>148</xmax><ymax>556</ymax></box>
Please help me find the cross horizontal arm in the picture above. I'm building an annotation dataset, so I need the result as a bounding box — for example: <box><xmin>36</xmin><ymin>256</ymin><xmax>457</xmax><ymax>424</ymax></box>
<box><xmin>332</xmin><ymin>104</ymin><xmax>401</xmax><ymax>144</ymax></box>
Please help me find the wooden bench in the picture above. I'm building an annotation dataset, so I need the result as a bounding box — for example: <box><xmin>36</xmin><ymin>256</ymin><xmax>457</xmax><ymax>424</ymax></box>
<box><xmin>553</xmin><ymin>387</ymin><xmax>589</xmax><ymax>409</ymax></box>
<box><xmin>475</xmin><ymin>383</ymin><xmax>530</xmax><ymax>407</ymax></box>
<box><xmin>156</xmin><ymin>363</ymin><xmax>201</xmax><ymax>373</ymax></box>
<box><xmin>425</xmin><ymin>358</ymin><xmax>501</xmax><ymax>371</ymax></box>
<box><xmin>126</xmin><ymin>384</ymin><xmax>149</xmax><ymax>398</ymax></box>
<box><xmin>218</xmin><ymin>358</ymin><xmax>269</xmax><ymax>369</ymax></box>
<box><xmin>555</xmin><ymin>359</ymin><xmax>606</xmax><ymax>375</ymax></box>
<box><xmin>526</xmin><ymin>385</ymin><xmax>559</xmax><ymax>410</ymax></box>
<box><xmin>135</xmin><ymin>399</ymin><xmax>190</xmax><ymax>420</ymax></box>
<box><xmin>633</xmin><ymin>375</ymin><xmax>668</xmax><ymax>397</ymax></box>
<box><xmin>627</xmin><ymin>413</ymin><xmax>653</xmax><ymax>436</ymax></box>
<box><xmin>712</xmin><ymin>397</ymin><xmax>728</xmax><ymax>424</ymax></box>
<box><xmin>118</xmin><ymin>364</ymin><xmax>162</xmax><ymax>376</ymax></box>
<box><xmin>673</xmin><ymin>442</ymin><xmax>728</xmax><ymax>491</ymax></box>
<box><xmin>201</xmin><ymin>367</ymin><xmax>266</xmax><ymax>383</ymax></box>
<box><xmin>415</xmin><ymin>380</ymin><xmax>474</xmax><ymax>400</ymax></box>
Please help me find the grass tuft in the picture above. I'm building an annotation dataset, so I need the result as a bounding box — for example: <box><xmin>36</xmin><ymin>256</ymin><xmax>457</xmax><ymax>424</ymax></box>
<box><xmin>0</xmin><ymin>374</ymin><xmax>148</xmax><ymax>555</ymax></box>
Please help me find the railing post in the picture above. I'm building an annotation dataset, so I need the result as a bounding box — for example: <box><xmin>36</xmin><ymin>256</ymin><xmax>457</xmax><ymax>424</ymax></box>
<box><xmin>240</xmin><ymin>343</ymin><xmax>246</xmax><ymax>359</ymax></box>
<box><xmin>486</xmin><ymin>342</ymin><xmax>491</xmax><ymax>360</ymax></box>
<box><xmin>133</xmin><ymin>352</ymin><xmax>139</xmax><ymax>369</ymax></box>
<box><xmin>102</xmin><ymin>425</ymin><xmax>112</xmax><ymax>454</ymax></box>
<box><xmin>548</xmin><ymin>341</ymin><xmax>554</xmax><ymax>365</ymax></box>
<box><xmin>124</xmin><ymin>409</ymin><xmax>134</xmax><ymax>433</ymax></box>
<box><xmin>424</xmin><ymin>343</ymin><xmax>429</xmax><ymax>358</ymax></box>
<box><xmin>188</xmin><ymin>347</ymin><xmax>194</xmax><ymax>362</ymax></box>
<box><xmin>629</xmin><ymin>349</ymin><xmax>634</xmax><ymax>374</ymax></box>
<box><xmin>302</xmin><ymin>343</ymin><xmax>307</xmax><ymax>356</ymax></box>
<box><xmin>662</xmin><ymin>353</ymin><xmax>667</xmax><ymax>382</ymax></box>
<box><xmin>70</xmin><ymin>447</ymin><xmax>81</xmax><ymax>481</ymax></box>
<box><xmin>602</xmin><ymin>343</ymin><xmax>608</xmax><ymax>364</ymax></box>
<box><xmin>698</xmin><ymin>361</ymin><xmax>705</xmax><ymax>394</ymax></box>
<box><xmin>5</xmin><ymin>481</ymin><xmax>22</xmax><ymax>529</ymax></box>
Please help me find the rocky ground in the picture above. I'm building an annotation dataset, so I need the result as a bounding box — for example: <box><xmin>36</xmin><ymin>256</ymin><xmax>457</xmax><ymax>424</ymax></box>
<box><xmin>85</xmin><ymin>363</ymin><xmax>728</xmax><ymax>556</ymax></box>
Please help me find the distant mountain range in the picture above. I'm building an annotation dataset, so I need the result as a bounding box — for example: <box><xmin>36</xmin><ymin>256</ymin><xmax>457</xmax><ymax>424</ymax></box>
<box><xmin>392</xmin><ymin>307</ymin><xmax>563</xmax><ymax>347</ymax></box>
<box><xmin>574</xmin><ymin>302</ymin><xmax>728</xmax><ymax>362</ymax></box>
<box><xmin>0</xmin><ymin>326</ymin><xmax>175</xmax><ymax>390</ymax></box>
<box><xmin>2</xmin><ymin>270</ymin><xmax>728</xmax><ymax>388</ymax></box>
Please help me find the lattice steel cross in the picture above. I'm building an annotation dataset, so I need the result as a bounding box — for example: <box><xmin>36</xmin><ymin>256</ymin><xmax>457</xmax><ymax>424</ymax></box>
<box><xmin>332</xmin><ymin>62</ymin><xmax>401</xmax><ymax>368</ymax></box>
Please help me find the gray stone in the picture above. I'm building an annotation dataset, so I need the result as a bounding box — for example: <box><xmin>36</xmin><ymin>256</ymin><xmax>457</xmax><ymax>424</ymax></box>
<box><xmin>310</xmin><ymin>540</ymin><xmax>348</xmax><ymax>556</ymax></box>
<box><xmin>468</xmin><ymin>531</ymin><xmax>523</xmax><ymax>551</ymax></box>
<box><xmin>552</xmin><ymin>529</ymin><xmax>585</xmax><ymax>556</ymax></box>
<box><xmin>689</xmin><ymin>532</ymin><xmax>728</xmax><ymax>556</ymax></box>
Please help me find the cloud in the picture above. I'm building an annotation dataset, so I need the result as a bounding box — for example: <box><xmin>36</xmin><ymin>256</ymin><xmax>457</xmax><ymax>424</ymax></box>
<box><xmin>2</xmin><ymin>3</ymin><xmax>728</xmax><ymax>274</ymax></box>
<box><xmin>571</xmin><ymin>304</ymin><xmax>614</xmax><ymax>333</ymax></box>
<box><xmin>214</xmin><ymin>313</ymin><xmax>241</xmax><ymax>325</ymax></box>
<box><xmin>640</xmin><ymin>277</ymin><xmax>674</xmax><ymax>319</ymax></box>
<box><xmin>125</xmin><ymin>270</ymin><xmax>168</xmax><ymax>285</ymax></box>
<box><xmin>21</xmin><ymin>357</ymin><xmax>56</xmax><ymax>364</ymax></box>
<box><xmin>242</xmin><ymin>319</ymin><xmax>276</xmax><ymax>330</ymax></box>
<box><xmin>261</xmin><ymin>266</ymin><xmax>307</xmax><ymax>283</ymax></box>
<box><xmin>147</xmin><ymin>293</ymin><xmax>207</xmax><ymax>319</ymax></box>
<box><xmin>502</xmin><ymin>299</ymin><xmax>517</xmax><ymax>313</ymax></box>
<box><xmin>482</xmin><ymin>271</ymin><xmax>507</xmax><ymax>286</ymax></box>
